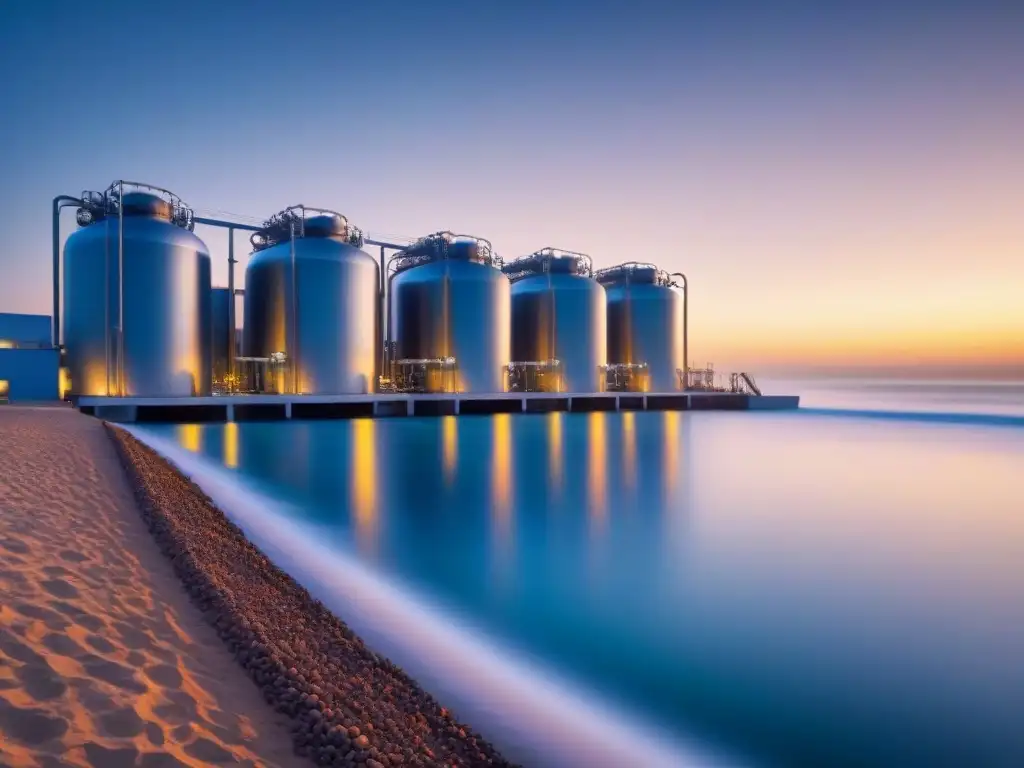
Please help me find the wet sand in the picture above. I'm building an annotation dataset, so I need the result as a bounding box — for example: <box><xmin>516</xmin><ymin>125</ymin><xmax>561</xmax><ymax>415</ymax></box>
<box><xmin>109</xmin><ymin>426</ymin><xmax>514</xmax><ymax>768</ymax></box>
<box><xmin>0</xmin><ymin>407</ymin><xmax>303</xmax><ymax>767</ymax></box>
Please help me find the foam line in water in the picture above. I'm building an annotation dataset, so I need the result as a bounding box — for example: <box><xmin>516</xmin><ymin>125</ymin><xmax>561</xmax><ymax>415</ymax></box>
<box><xmin>799</xmin><ymin>407</ymin><xmax>1024</xmax><ymax>428</ymax></box>
<box><xmin>125</xmin><ymin>426</ymin><xmax>736</xmax><ymax>768</ymax></box>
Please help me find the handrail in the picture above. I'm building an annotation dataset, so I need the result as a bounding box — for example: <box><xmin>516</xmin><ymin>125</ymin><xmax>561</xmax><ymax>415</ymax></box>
<box><xmin>250</xmin><ymin>205</ymin><xmax>364</xmax><ymax>251</ymax></box>
<box><xmin>389</xmin><ymin>231</ymin><xmax>499</xmax><ymax>276</ymax></box>
<box><xmin>594</xmin><ymin>261</ymin><xmax>674</xmax><ymax>287</ymax></box>
<box><xmin>740</xmin><ymin>372</ymin><xmax>762</xmax><ymax>396</ymax></box>
<box><xmin>501</xmin><ymin>247</ymin><xmax>593</xmax><ymax>282</ymax></box>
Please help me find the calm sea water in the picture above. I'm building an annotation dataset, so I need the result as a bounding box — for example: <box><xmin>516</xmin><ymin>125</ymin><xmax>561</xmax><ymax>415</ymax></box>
<box><xmin>148</xmin><ymin>380</ymin><xmax>1024</xmax><ymax>767</ymax></box>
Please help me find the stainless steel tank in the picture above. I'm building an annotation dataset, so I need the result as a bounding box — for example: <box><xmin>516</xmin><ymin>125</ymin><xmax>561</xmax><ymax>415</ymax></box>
<box><xmin>388</xmin><ymin>232</ymin><xmax>510</xmax><ymax>393</ymax></box>
<box><xmin>242</xmin><ymin>206</ymin><xmax>379</xmax><ymax>394</ymax></box>
<box><xmin>596</xmin><ymin>262</ymin><xmax>684</xmax><ymax>392</ymax></box>
<box><xmin>63</xmin><ymin>182</ymin><xmax>212</xmax><ymax>396</ymax></box>
<box><xmin>502</xmin><ymin>248</ymin><xmax>606</xmax><ymax>393</ymax></box>
<box><xmin>211</xmin><ymin>287</ymin><xmax>232</xmax><ymax>385</ymax></box>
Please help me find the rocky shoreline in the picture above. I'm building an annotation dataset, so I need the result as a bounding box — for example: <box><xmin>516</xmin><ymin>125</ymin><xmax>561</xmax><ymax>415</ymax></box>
<box><xmin>108</xmin><ymin>425</ymin><xmax>518</xmax><ymax>768</ymax></box>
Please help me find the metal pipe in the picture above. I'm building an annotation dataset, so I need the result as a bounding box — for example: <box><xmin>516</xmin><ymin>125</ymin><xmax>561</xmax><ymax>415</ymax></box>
<box><xmin>671</xmin><ymin>272</ymin><xmax>688</xmax><ymax>391</ymax></box>
<box><xmin>104</xmin><ymin>218</ymin><xmax>110</xmax><ymax>395</ymax></box>
<box><xmin>378</xmin><ymin>245</ymin><xmax>386</xmax><ymax>387</ymax></box>
<box><xmin>364</xmin><ymin>237</ymin><xmax>408</xmax><ymax>250</ymax></box>
<box><xmin>383</xmin><ymin>251</ymin><xmax>407</xmax><ymax>376</ymax></box>
<box><xmin>289</xmin><ymin>217</ymin><xmax>298</xmax><ymax>394</ymax></box>
<box><xmin>117</xmin><ymin>181</ymin><xmax>125</xmax><ymax>396</ymax></box>
<box><xmin>193</xmin><ymin>216</ymin><xmax>261</xmax><ymax>232</ymax></box>
<box><xmin>227</xmin><ymin>228</ymin><xmax>235</xmax><ymax>381</ymax></box>
<box><xmin>386</xmin><ymin>268</ymin><xmax>395</xmax><ymax>365</ymax></box>
<box><xmin>51</xmin><ymin>195</ymin><xmax>82</xmax><ymax>349</ymax></box>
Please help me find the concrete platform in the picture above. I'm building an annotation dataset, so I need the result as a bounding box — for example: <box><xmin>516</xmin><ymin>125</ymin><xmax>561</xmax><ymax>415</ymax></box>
<box><xmin>73</xmin><ymin>391</ymin><xmax>800</xmax><ymax>423</ymax></box>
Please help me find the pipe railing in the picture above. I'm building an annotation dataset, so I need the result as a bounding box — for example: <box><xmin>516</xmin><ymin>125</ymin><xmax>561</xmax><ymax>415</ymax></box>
<box><xmin>501</xmin><ymin>247</ymin><xmax>593</xmax><ymax>282</ymax></box>
<box><xmin>52</xmin><ymin>195</ymin><xmax>84</xmax><ymax>348</ymax></box>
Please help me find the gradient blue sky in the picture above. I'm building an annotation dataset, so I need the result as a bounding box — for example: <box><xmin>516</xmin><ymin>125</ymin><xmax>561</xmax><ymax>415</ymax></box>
<box><xmin>2</xmin><ymin>0</ymin><xmax>1021</xmax><ymax>374</ymax></box>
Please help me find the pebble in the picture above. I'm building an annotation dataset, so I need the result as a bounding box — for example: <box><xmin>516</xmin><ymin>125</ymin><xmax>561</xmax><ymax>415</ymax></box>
<box><xmin>109</xmin><ymin>427</ymin><xmax>518</xmax><ymax>768</ymax></box>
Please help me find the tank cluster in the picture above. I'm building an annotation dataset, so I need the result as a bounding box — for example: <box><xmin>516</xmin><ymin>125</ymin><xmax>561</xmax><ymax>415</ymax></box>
<box><xmin>60</xmin><ymin>182</ymin><xmax>686</xmax><ymax>398</ymax></box>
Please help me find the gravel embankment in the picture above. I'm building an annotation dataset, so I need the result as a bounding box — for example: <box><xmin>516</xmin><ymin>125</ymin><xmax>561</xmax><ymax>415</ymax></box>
<box><xmin>108</xmin><ymin>425</ymin><xmax>518</xmax><ymax>768</ymax></box>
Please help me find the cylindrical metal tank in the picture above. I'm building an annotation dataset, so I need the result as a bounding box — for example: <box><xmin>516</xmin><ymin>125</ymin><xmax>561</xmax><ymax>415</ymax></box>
<box><xmin>389</xmin><ymin>232</ymin><xmax>510</xmax><ymax>393</ymax></box>
<box><xmin>242</xmin><ymin>206</ymin><xmax>379</xmax><ymax>394</ymax></box>
<box><xmin>502</xmin><ymin>248</ymin><xmax>606</xmax><ymax>393</ymax></box>
<box><xmin>211</xmin><ymin>287</ymin><xmax>232</xmax><ymax>385</ymax></box>
<box><xmin>63</xmin><ymin>183</ymin><xmax>212</xmax><ymax>396</ymax></box>
<box><xmin>596</xmin><ymin>262</ymin><xmax>684</xmax><ymax>392</ymax></box>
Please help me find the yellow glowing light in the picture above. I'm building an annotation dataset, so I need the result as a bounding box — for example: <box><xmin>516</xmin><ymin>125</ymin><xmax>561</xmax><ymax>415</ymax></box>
<box><xmin>0</xmin><ymin>340</ymin><xmax>14</xmax><ymax>349</ymax></box>
<box><xmin>80</xmin><ymin>360</ymin><xmax>109</xmax><ymax>396</ymax></box>
<box><xmin>351</xmin><ymin>419</ymin><xmax>378</xmax><ymax>555</ymax></box>
<box><xmin>442</xmin><ymin>416</ymin><xmax>458</xmax><ymax>485</ymax></box>
<box><xmin>178</xmin><ymin>424</ymin><xmax>201</xmax><ymax>453</ymax></box>
<box><xmin>587</xmin><ymin>411</ymin><xmax>608</xmax><ymax>536</ymax></box>
<box><xmin>223</xmin><ymin>422</ymin><xmax>238</xmax><ymax>469</ymax></box>
<box><xmin>547</xmin><ymin>411</ymin><xmax>563</xmax><ymax>491</ymax></box>
<box><xmin>58</xmin><ymin>367</ymin><xmax>72</xmax><ymax>399</ymax></box>
<box><xmin>622</xmin><ymin>411</ymin><xmax>636</xmax><ymax>489</ymax></box>
<box><xmin>0</xmin><ymin>380</ymin><xmax>9</xmax><ymax>398</ymax></box>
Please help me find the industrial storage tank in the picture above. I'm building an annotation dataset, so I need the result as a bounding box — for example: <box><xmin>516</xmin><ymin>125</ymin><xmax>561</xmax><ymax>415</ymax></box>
<box><xmin>388</xmin><ymin>232</ymin><xmax>510</xmax><ymax>393</ymax></box>
<box><xmin>63</xmin><ymin>182</ymin><xmax>212</xmax><ymax>396</ymax></box>
<box><xmin>596</xmin><ymin>262</ymin><xmax>685</xmax><ymax>392</ymax></box>
<box><xmin>242</xmin><ymin>206</ymin><xmax>378</xmax><ymax>394</ymax></box>
<box><xmin>502</xmin><ymin>248</ymin><xmax>606</xmax><ymax>393</ymax></box>
<box><xmin>211</xmin><ymin>287</ymin><xmax>232</xmax><ymax>386</ymax></box>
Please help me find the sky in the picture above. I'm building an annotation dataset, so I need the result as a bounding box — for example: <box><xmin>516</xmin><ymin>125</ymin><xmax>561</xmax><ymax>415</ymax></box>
<box><xmin>1</xmin><ymin>0</ymin><xmax>1021</xmax><ymax>378</ymax></box>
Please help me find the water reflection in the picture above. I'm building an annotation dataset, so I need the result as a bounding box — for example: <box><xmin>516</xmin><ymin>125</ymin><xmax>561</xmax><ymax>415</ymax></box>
<box><xmin>149</xmin><ymin>412</ymin><xmax>1024</xmax><ymax>767</ymax></box>
<box><xmin>663</xmin><ymin>410</ymin><xmax>680</xmax><ymax>498</ymax></box>
<box><xmin>548</xmin><ymin>411</ymin><xmax>563</xmax><ymax>493</ymax></box>
<box><xmin>178</xmin><ymin>423</ymin><xmax>201</xmax><ymax>453</ymax></box>
<box><xmin>351</xmin><ymin>419</ymin><xmax>378</xmax><ymax>555</ymax></box>
<box><xmin>490</xmin><ymin>413</ymin><xmax>514</xmax><ymax>585</ymax></box>
<box><xmin>622</xmin><ymin>411</ymin><xmax>636</xmax><ymax>490</ymax></box>
<box><xmin>442</xmin><ymin>416</ymin><xmax>458</xmax><ymax>486</ymax></box>
<box><xmin>586</xmin><ymin>412</ymin><xmax>608</xmax><ymax>538</ymax></box>
<box><xmin>223</xmin><ymin>422</ymin><xmax>239</xmax><ymax>469</ymax></box>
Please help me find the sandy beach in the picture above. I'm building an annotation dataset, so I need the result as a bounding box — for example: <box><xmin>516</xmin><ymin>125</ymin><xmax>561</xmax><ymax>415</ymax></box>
<box><xmin>0</xmin><ymin>404</ymin><xmax>514</xmax><ymax>767</ymax></box>
<box><xmin>0</xmin><ymin>407</ymin><xmax>304</xmax><ymax>767</ymax></box>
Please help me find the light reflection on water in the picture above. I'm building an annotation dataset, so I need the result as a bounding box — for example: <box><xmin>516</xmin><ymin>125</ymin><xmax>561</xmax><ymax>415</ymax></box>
<box><xmin>351</xmin><ymin>419</ymin><xmax>377</xmax><ymax>556</ymax></box>
<box><xmin>442</xmin><ymin>415</ymin><xmax>457</xmax><ymax>486</ymax></box>
<box><xmin>165</xmin><ymin>407</ymin><xmax>1024</xmax><ymax>767</ymax></box>
<box><xmin>223</xmin><ymin>421</ymin><xmax>238</xmax><ymax>469</ymax></box>
<box><xmin>547</xmin><ymin>411</ymin><xmax>563</xmax><ymax>492</ymax></box>
<box><xmin>586</xmin><ymin>412</ymin><xmax>607</xmax><ymax>539</ymax></box>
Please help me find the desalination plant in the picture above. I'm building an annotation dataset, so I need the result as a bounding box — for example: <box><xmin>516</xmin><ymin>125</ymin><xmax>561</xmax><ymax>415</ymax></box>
<box><xmin>48</xmin><ymin>179</ymin><xmax>785</xmax><ymax>421</ymax></box>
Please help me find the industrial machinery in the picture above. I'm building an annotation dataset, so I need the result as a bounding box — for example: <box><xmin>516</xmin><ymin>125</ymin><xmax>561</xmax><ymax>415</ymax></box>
<box><xmin>242</xmin><ymin>206</ymin><xmax>379</xmax><ymax>395</ymax></box>
<box><xmin>62</xmin><ymin>181</ymin><xmax>212</xmax><ymax>396</ymax></box>
<box><xmin>502</xmin><ymin>247</ymin><xmax>606</xmax><ymax>393</ymax></box>
<box><xmin>595</xmin><ymin>262</ymin><xmax>685</xmax><ymax>392</ymax></box>
<box><xmin>605</xmin><ymin>362</ymin><xmax>650</xmax><ymax>393</ymax></box>
<box><xmin>387</xmin><ymin>232</ymin><xmax>510</xmax><ymax>393</ymax></box>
